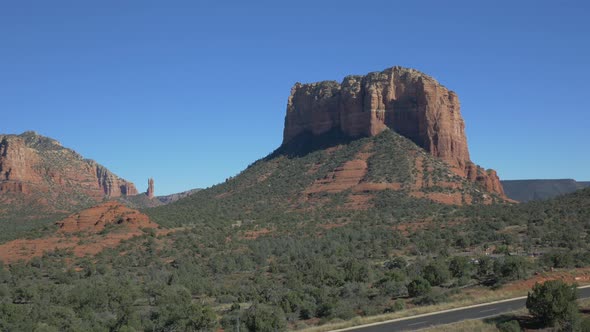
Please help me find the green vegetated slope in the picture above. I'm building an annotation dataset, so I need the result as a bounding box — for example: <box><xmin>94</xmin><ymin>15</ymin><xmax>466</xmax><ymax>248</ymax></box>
<box><xmin>0</xmin><ymin>199</ymin><xmax>65</xmax><ymax>243</ymax></box>
<box><xmin>147</xmin><ymin>129</ymin><xmax>503</xmax><ymax>228</ymax></box>
<box><xmin>1</xmin><ymin>182</ymin><xmax>589</xmax><ymax>331</ymax></box>
<box><xmin>3</xmin><ymin>129</ymin><xmax>590</xmax><ymax>331</ymax></box>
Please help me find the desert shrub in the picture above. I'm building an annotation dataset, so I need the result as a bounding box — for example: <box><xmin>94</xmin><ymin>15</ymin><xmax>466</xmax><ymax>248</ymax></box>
<box><xmin>422</xmin><ymin>260</ymin><xmax>450</xmax><ymax>286</ymax></box>
<box><xmin>407</xmin><ymin>277</ymin><xmax>431</xmax><ymax>297</ymax></box>
<box><xmin>243</xmin><ymin>303</ymin><xmax>286</xmax><ymax>332</ymax></box>
<box><xmin>497</xmin><ymin>319</ymin><xmax>521</xmax><ymax>332</ymax></box>
<box><xmin>526</xmin><ymin>280</ymin><xmax>579</xmax><ymax>328</ymax></box>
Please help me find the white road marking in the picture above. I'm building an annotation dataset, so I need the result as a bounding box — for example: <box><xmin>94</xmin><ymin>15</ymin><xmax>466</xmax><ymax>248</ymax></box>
<box><xmin>479</xmin><ymin>308</ymin><xmax>498</xmax><ymax>313</ymax></box>
<box><xmin>406</xmin><ymin>321</ymin><xmax>429</xmax><ymax>326</ymax></box>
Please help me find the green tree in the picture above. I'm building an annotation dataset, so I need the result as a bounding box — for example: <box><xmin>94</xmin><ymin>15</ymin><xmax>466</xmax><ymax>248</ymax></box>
<box><xmin>494</xmin><ymin>256</ymin><xmax>528</xmax><ymax>282</ymax></box>
<box><xmin>183</xmin><ymin>304</ymin><xmax>217</xmax><ymax>331</ymax></box>
<box><xmin>580</xmin><ymin>317</ymin><xmax>590</xmax><ymax>332</ymax></box>
<box><xmin>407</xmin><ymin>277</ymin><xmax>431</xmax><ymax>297</ymax></box>
<box><xmin>152</xmin><ymin>285</ymin><xmax>217</xmax><ymax>331</ymax></box>
<box><xmin>477</xmin><ymin>256</ymin><xmax>495</xmax><ymax>280</ymax></box>
<box><xmin>449</xmin><ymin>256</ymin><xmax>472</xmax><ymax>279</ymax></box>
<box><xmin>384</xmin><ymin>256</ymin><xmax>407</xmax><ymax>270</ymax></box>
<box><xmin>542</xmin><ymin>250</ymin><xmax>575</xmax><ymax>269</ymax></box>
<box><xmin>422</xmin><ymin>261</ymin><xmax>450</xmax><ymax>286</ymax></box>
<box><xmin>33</xmin><ymin>323</ymin><xmax>60</xmax><ymax>332</ymax></box>
<box><xmin>343</xmin><ymin>259</ymin><xmax>369</xmax><ymax>282</ymax></box>
<box><xmin>526</xmin><ymin>280</ymin><xmax>579</xmax><ymax>328</ymax></box>
<box><xmin>243</xmin><ymin>303</ymin><xmax>286</xmax><ymax>332</ymax></box>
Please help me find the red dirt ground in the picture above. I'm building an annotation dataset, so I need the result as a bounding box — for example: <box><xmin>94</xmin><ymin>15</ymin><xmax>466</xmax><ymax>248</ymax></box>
<box><xmin>241</xmin><ymin>227</ymin><xmax>274</xmax><ymax>240</ymax></box>
<box><xmin>0</xmin><ymin>201</ymin><xmax>163</xmax><ymax>263</ymax></box>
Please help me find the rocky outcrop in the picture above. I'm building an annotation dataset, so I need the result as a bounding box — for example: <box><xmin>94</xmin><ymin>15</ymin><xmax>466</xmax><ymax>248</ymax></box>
<box><xmin>283</xmin><ymin>66</ymin><xmax>505</xmax><ymax>196</ymax></box>
<box><xmin>147</xmin><ymin>178</ymin><xmax>155</xmax><ymax>198</ymax></box>
<box><xmin>0</xmin><ymin>133</ymin><xmax>44</xmax><ymax>188</ymax></box>
<box><xmin>95</xmin><ymin>164</ymin><xmax>138</xmax><ymax>197</ymax></box>
<box><xmin>56</xmin><ymin>201</ymin><xmax>155</xmax><ymax>233</ymax></box>
<box><xmin>465</xmin><ymin>162</ymin><xmax>504</xmax><ymax>195</ymax></box>
<box><xmin>0</xmin><ymin>201</ymin><xmax>162</xmax><ymax>263</ymax></box>
<box><xmin>0</xmin><ymin>131</ymin><xmax>137</xmax><ymax>217</ymax></box>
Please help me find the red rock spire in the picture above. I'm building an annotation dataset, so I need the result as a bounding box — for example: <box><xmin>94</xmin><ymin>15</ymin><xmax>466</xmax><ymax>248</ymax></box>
<box><xmin>147</xmin><ymin>178</ymin><xmax>155</xmax><ymax>198</ymax></box>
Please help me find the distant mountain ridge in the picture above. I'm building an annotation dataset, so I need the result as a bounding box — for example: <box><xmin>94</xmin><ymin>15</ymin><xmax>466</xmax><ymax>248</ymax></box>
<box><xmin>118</xmin><ymin>188</ymin><xmax>201</xmax><ymax>209</ymax></box>
<box><xmin>502</xmin><ymin>179</ymin><xmax>590</xmax><ymax>202</ymax></box>
<box><xmin>157</xmin><ymin>188</ymin><xmax>201</xmax><ymax>204</ymax></box>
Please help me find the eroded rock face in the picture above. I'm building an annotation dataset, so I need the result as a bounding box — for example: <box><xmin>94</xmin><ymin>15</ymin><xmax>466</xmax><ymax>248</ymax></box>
<box><xmin>465</xmin><ymin>162</ymin><xmax>504</xmax><ymax>195</ymax></box>
<box><xmin>283</xmin><ymin>66</ymin><xmax>504</xmax><ymax>196</ymax></box>
<box><xmin>56</xmin><ymin>201</ymin><xmax>155</xmax><ymax>233</ymax></box>
<box><xmin>0</xmin><ymin>131</ymin><xmax>138</xmax><ymax>216</ymax></box>
<box><xmin>95</xmin><ymin>164</ymin><xmax>138</xmax><ymax>198</ymax></box>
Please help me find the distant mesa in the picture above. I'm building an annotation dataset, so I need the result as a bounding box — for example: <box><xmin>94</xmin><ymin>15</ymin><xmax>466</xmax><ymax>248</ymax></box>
<box><xmin>502</xmin><ymin>179</ymin><xmax>590</xmax><ymax>202</ymax></box>
<box><xmin>283</xmin><ymin>66</ymin><xmax>505</xmax><ymax>197</ymax></box>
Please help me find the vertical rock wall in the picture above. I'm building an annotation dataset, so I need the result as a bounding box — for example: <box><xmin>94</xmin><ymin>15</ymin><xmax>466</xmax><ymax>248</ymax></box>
<box><xmin>283</xmin><ymin>66</ymin><xmax>504</xmax><ymax>196</ymax></box>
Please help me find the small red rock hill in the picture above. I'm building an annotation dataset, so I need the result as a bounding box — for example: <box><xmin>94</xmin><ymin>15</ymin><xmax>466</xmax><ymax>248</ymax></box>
<box><xmin>283</xmin><ymin>66</ymin><xmax>505</xmax><ymax>196</ymax></box>
<box><xmin>56</xmin><ymin>201</ymin><xmax>155</xmax><ymax>233</ymax></box>
<box><xmin>0</xmin><ymin>201</ymin><xmax>160</xmax><ymax>263</ymax></box>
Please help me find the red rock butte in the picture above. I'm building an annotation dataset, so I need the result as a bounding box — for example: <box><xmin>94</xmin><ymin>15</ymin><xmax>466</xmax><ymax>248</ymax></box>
<box><xmin>283</xmin><ymin>66</ymin><xmax>505</xmax><ymax>196</ymax></box>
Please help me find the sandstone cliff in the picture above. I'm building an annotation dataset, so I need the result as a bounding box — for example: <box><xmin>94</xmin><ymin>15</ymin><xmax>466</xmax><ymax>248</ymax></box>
<box><xmin>283</xmin><ymin>66</ymin><xmax>504</xmax><ymax>196</ymax></box>
<box><xmin>0</xmin><ymin>131</ymin><xmax>137</xmax><ymax>219</ymax></box>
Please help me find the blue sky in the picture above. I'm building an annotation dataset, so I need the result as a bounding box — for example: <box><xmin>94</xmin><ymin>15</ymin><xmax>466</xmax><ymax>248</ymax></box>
<box><xmin>1</xmin><ymin>1</ymin><xmax>589</xmax><ymax>195</ymax></box>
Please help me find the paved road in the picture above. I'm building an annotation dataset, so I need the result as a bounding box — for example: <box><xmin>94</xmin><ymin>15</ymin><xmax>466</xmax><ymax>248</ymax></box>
<box><xmin>337</xmin><ymin>286</ymin><xmax>590</xmax><ymax>332</ymax></box>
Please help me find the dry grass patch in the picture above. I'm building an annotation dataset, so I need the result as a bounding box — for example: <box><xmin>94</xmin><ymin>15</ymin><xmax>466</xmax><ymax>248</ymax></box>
<box><xmin>418</xmin><ymin>318</ymin><xmax>499</xmax><ymax>332</ymax></box>
<box><xmin>300</xmin><ymin>273</ymin><xmax>590</xmax><ymax>332</ymax></box>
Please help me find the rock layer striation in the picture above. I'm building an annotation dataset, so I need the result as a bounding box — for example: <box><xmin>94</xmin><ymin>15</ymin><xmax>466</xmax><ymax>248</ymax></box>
<box><xmin>283</xmin><ymin>66</ymin><xmax>504</xmax><ymax>196</ymax></box>
<box><xmin>0</xmin><ymin>131</ymin><xmax>137</xmax><ymax>218</ymax></box>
